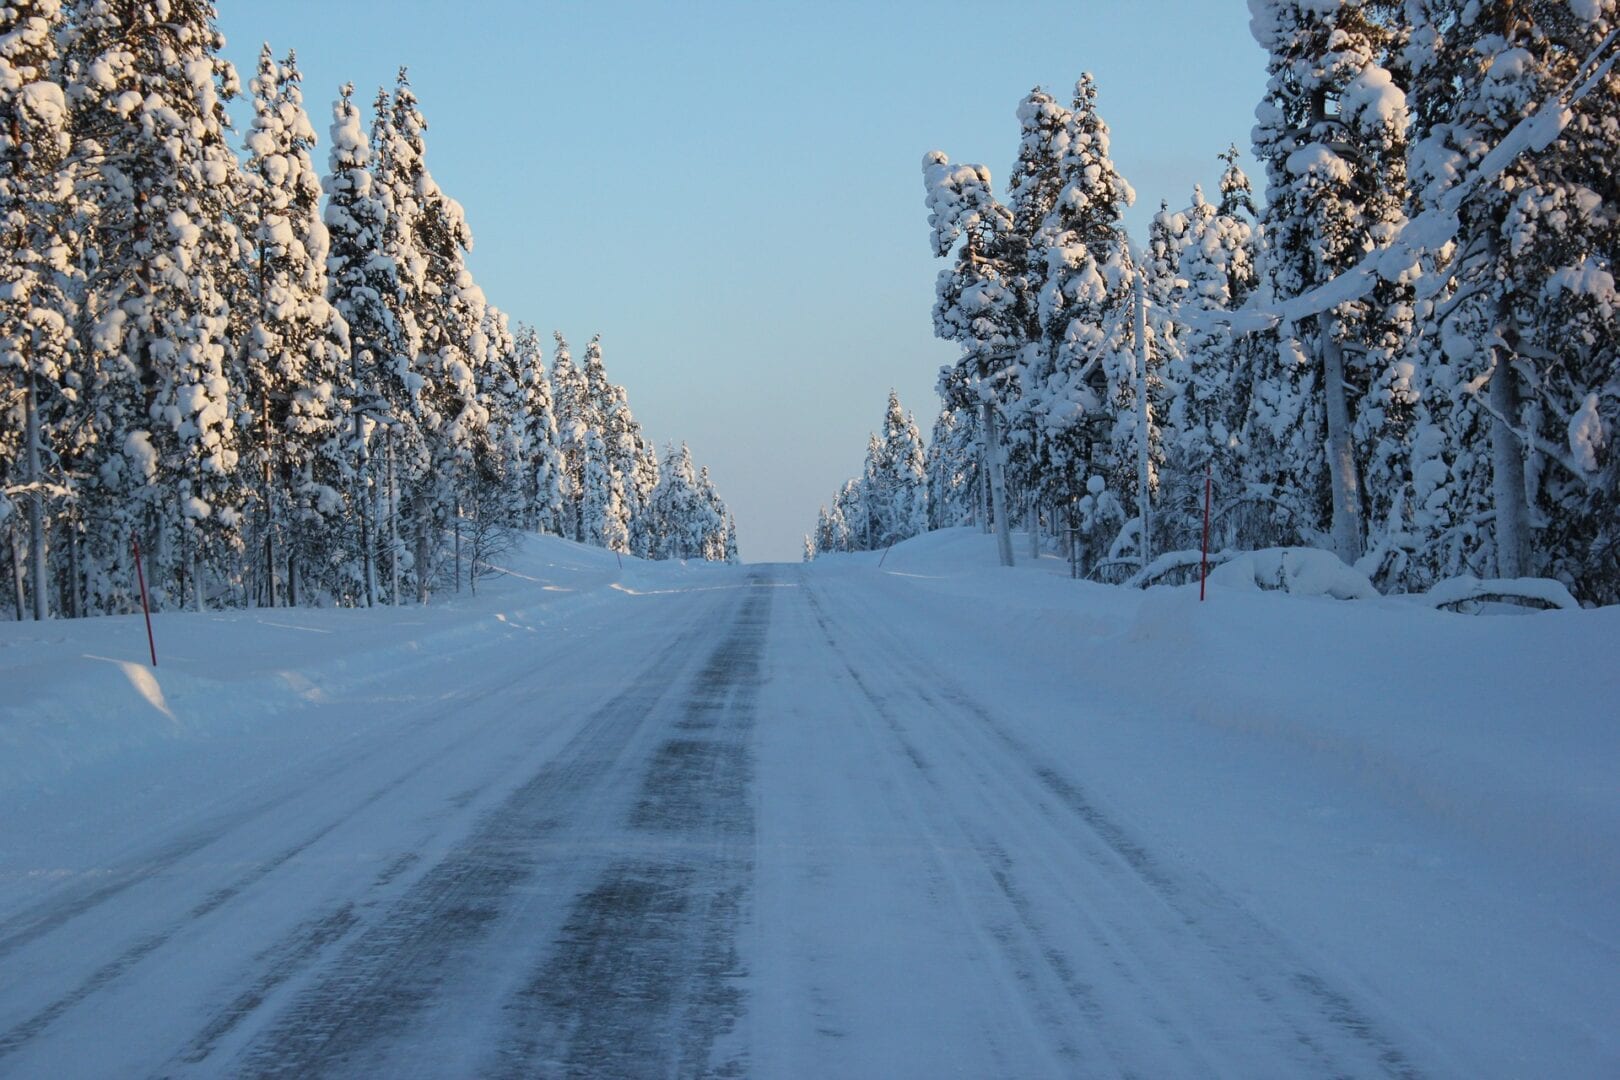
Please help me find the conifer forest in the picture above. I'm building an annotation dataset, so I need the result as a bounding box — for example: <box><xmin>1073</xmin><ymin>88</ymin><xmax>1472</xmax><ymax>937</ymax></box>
<box><xmin>0</xmin><ymin>0</ymin><xmax>736</xmax><ymax>621</ymax></box>
<box><xmin>808</xmin><ymin>3</ymin><xmax>1617</xmax><ymax>610</ymax></box>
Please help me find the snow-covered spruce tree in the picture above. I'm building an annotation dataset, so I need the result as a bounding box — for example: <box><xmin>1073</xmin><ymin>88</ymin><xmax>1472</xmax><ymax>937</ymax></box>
<box><xmin>64</xmin><ymin>0</ymin><xmax>247</xmax><ymax>611</ymax></box>
<box><xmin>1403</xmin><ymin>0</ymin><xmax>1619</xmax><ymax>602</ymax></box>
<box><xmin>646</xmin><ymin>442</ymin><xmax>711</xmax><ymax>560</ymax></box>
<box><xmin>389</xmin><ymin>69</ymin><xmax>492</xmax><ymax>599</ymax></box>
<box><xmin>324</xmin><ymin>81</ymin><xmax>414</xmax><ymax>605</ymax></box>
<box><xmin>508</xmin><ymin>322</ymin><xmax>562</xmax><ymax>534</ymax></box>
<box><xmin>626</xmin><ymin>431</ymin><xmax>660</xmax><ymax>558</ymax></box>
<box><xmin>476</xmin><ymin>303</ymin><xmax>527</xmax><ymax>529</ymax></box>
<box><xmin>0</xmin><ymin>0</ymin><xmax>76</xmax><ymax>620</ymax></box>
<box><xmin>579</xmin><ymin>426</ymin><xmax>611</xmax><ymax>549</ymax></box>
<box><xmin>240</xmin><ymin>46</ymin><xmax>348</xmax><ymax>606</ymax></box>
<box><xmin>811</xmin><ymin>504</ymin><xmax>838</xmax><ymax>556</ymax></box>
<box><xmin>872</xmin><ymin>390</ymin><xmax>927</xmax><ymax>546</ymax></box>
<box><xmin>696</xmin><ymin>465</ymin><xmax>729</xmax><ymax>562</ymax></box>
<box><xmin>1248</xmin><ymin>0</ymin><xmax>1413</xmax><ymax>568</ymax></box>
<box><xmin>549</xmin><ymin>331</ymin><xmax>589</xmax><ymax>541</ymax></box>
<box><xmin>364</xmin><ymin>76</ymin><xmax>435</xmax><ymax>599</ymax></box>
<box><xmin>599</xmin><ymin>387</ymin><xmax>643</xmax><ymax>554</ymax></box>
<box><xmin>1168</xmin><ymin>148</ymin><xmax>1263</xmax><ymax>552</ymax></box>
<box><xmin>1027</xmin><ymin>75</ymin><xmax>1139</xmax><ymax>562</ymax></box>
<box><xmin>922</xmin><ymin>149</ymin><xmax>1025</xmax><ymax>565</ymax></box>
<box><xmin>832</xmin><ymin>477</ymin><xmax>866</xmax><ymax>553</ymax></box>
<box><xmin>1002</xmin><ymin>85</ymin><xmax>1072</xmax><ymax>527</ymax></box>
<box><xmin>926</xmin><ymin>399</ymin><xmax>981</xmax><ymax>530</ymax></box>
<box><xmin>580</xmin><ymin>337</ymin><xmax>636</xmax><ymax>551</ymax></box>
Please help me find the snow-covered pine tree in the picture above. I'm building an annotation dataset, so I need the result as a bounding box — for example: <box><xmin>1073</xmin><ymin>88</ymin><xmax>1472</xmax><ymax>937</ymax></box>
<box><xmin>922</xmin><ymin>148</ymin><xmax>1025</xmax><ymax>565</ymax></box>
<box><xmin>579</xmin><ymin>426</ymin><xmax>611</xmax><ymax>549</ymax></box>
<box><xmin>1003</xmin><ymin>85</ymin><xmax>1072</xmax><ymax>521</ymax></box>
<box><xmin>858</xmin><ymin>433</ymin><xmax>884</xmax><ymax>550</ymax></box>
<box><xmin>324</xmin><ymin>81</ymin><xmax>414</xmax><ymax>605</ymax></box>
<box><xmin>832</xmin><ymin>477</ymin><xmax>866</xmax><ymax>554</ymax></box>
<box><xmin>1249</xmin><ymin>0</ymin><xmax>1412</xmax><ymax>567</ymax></box>
<box><xmin>240</xmin><ymin>46</ymin><xmax>348</xmax><ymax>606</ymax></box>
<box><xmin>364</xmin><ymin>76</ymin><xmax>436</xmax><ymax>598</ymax></box>
<box><xmin>1027</xmin><ymin>75</ymin><xmax>1137</xmax><ymax>540</ymax></box>
<box><xmin>626</xmin><ymin>431</ymin><xmax>660</xmax><ymax>558</ymax></box>
<box><xmin>812</xmin><ymin>504</ymin><xmax>838</xmax><ymax>555</ymax></box>
<box><xmin>926</xmin><ymin>400</ymin><xmax>981</xmax><ymax>530</ymax></box>
<box><xmin>476</xmin><ymin>303</ymin><xmax>527</xmax><ymax>529</ymax></box>
<box><xmin>65</xmin><ymin>0</ymin><xmax>247</xmax><ymax>611</ymax></box>
<box><xmin>582</xmin><ymin>338</ymin><xmax>636</xmax><ymax>552</ymax></box>
<box><xmin>1404</xmin><ymin>0</ymin><xmax>1619</xmax><ymax>602</ymax></box>
<box><xmin>598</xmin><ymin>388</ymin><xmax>641</xmax><ymax>553</ymax></box>
<box><xmin>697</xmin><ymin>465</ymin><xmax>728</xmax><ymax>561</ymax></box>
<box><xmin>647</xmin><ymin>442</ymin><xmax>712</xmax><ymax>560</ymax></box>
<box><xmin>877</xmin><ymin>390</ymin><xmax>927</xmax><ymax>546</ymax></box>
<box><xmin>388</xmin><ymin>69</ymin><xmax>492</xmax><ymax>598</ymax></box>
<box><xmin>0</xmin><ymin>0</ymin><xmax>76</xmax><ymax>620</ymax></box>
<box><xmin>550</xmin><ymin>331</ymin><xmax>589</xmax><ymax>541</ymax></box>
<box><xmin>1171</xmin><ymin>149</ymin><xmax>1262</xmax><ymax>549</ymax></box>
<box><xmin>1134</xmin><ymin>200</ymin><xmax>1192</xmax><ymax>552</ymax></box>
<box><xmin>508</xmin><ymin>322</ymin><xmax>562</xmax><ymax>534</ymax></box>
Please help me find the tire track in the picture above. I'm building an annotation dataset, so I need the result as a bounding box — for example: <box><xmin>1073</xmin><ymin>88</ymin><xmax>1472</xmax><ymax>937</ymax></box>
<box><xmin>488</xmin><ymin>571</ymin><xmax>773</xmax><ymax>1079</ymax></box>
<box><xmin>805</xmin><ymin>572</ymin><xmax>1427</xmax><ymax>1078</ymax></box>
<box><xmin>227</xmin><ymin>580</ymin><xmax>764</xmax><ymax>1079</ymax></box>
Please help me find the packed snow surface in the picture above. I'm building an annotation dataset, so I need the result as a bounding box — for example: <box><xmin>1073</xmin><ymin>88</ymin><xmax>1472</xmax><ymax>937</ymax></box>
<box><xmin>0</xmin><ymin>530</ymin><xmax>1615</xmax><ymax>1077</ymax></box>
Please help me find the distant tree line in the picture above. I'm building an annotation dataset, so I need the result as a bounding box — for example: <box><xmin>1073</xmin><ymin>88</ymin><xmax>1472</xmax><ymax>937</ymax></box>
<box><xmin>805</xmin><ymin>389</ymin><xmax>927</xmax><ymax>558</ymax></box>
<box><xmin>0</xmin><ymin>0</ymin><xmax>736</xmax><ymax>621</ymax></box>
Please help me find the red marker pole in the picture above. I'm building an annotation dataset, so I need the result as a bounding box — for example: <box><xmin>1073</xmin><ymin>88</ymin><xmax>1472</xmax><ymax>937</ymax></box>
<box><xmin>1200</xmin><ymin>463</ymin><xmax>1212</xmax><ymax>602</ymax></box>
<box><xmin>132</xmin><ymin>534</ymin><xmax>157</xmax><ymax>666</ymax></box>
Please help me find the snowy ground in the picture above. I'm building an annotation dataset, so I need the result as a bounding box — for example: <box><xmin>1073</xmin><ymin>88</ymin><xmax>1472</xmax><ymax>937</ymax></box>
<box><xmin>0</xmin><ymin>530</ymin><xmax>1615</xmax><ymax>1078</ymax></box>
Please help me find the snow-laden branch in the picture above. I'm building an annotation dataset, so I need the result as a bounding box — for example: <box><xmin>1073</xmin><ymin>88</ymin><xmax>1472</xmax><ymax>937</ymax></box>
<box><xmin>1190</xmin><ymin>28</ymin><xmax>1620</xmax><ymax>336</ymax></box>
<box><xmin>1421</xmin><ymin>575</ymin><xmax>1579</xmax><ymax>611</ymax></box>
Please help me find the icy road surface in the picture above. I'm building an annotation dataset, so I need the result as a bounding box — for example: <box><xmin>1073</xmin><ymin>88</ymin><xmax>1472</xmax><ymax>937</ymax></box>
<box><xmin>1</xmin><ymin>534</ymin><xmax>1616</xmax><ymax>1077</ymax></box>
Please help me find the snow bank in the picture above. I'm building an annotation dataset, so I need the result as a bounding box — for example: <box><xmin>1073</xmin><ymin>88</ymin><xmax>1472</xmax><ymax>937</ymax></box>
<box><xmin>0</xmin><ymin>535</ymin><xmax>701</xmax><ymax>796</ymax></box>
<box><xmin>838</xmin><ymin>528</ymin><xmax>1618</xmax><ymax>894</ymax></box>
<box><xmin>1421</xmin><ymin>574</ymin><xmax>1581</xmax><ymax>611</ymax></box>
<box><xmin>1207</xmin><ymin>545</ymin><xmax>1380</xmax><ymax>599</ymax></box>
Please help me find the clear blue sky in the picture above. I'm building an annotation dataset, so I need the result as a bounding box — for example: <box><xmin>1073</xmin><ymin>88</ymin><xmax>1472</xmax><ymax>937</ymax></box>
<box><xmin>214</xmin><ymin>1</ymin><xmax>1268</xmax><ymax>562</ymax></box>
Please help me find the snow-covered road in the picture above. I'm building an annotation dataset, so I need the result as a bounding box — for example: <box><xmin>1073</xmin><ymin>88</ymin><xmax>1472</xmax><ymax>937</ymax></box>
<box><xmin>1</xmin><ymin>534</ymin><xmax>1616</xmax><ymax>1077</ymax></box>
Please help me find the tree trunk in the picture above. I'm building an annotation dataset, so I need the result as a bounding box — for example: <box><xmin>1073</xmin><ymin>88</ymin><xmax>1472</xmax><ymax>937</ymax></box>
<box><xmin>9</xmin><ymin>529</ymin><xmax>24</xmax><ymax>621</ymax></box>
<box><xmin>360</xmin><ymin>475</ymin><xmax>376</xmax><ymax>607</ymax></box>
<box><xmin>24</xmin><ymin>370</ymin><xmax>47</xmax><ymax>620</ymax></box>
<box><xmin>262</xmin><ymin>391</ymin><xmax>277</xmax><ymax>608</ymax></box>
<box><xmin>981</xmin><ymin>400</ymin><xmax>1015</xmax><ymax>567</ymax></box>
<box><xmin>387</xmin><ymin>431</ymin><xmax>401</xmax><ymax>607</ymax></box>
<box><xmin>415</xmin><ymin>515</ymin><xmax>431</xmax><ymax>605</ymax></box>
<box><xmin>1489</xmin><ymin>346</ymin><xmax>1531</xmax><ymax>579</ymax></box>
<box><xmin>1317</xmin><ymin>313</ymin><xmax>1364</xmax><ymax>565</ymax></box>
<box><xmin>977</xmin><ymin>448</ymin><xmax>989</xmax><ymax>533</ymax></box>
<box><xmin>67</xmin><ymin>524</ymin><xmax>81</xmax><ymax>619</ymax></box>
<box><xmin>1136</xmin><ymin>270</ymin><xmax>1154</xmax><ymax>569</ymax></box>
